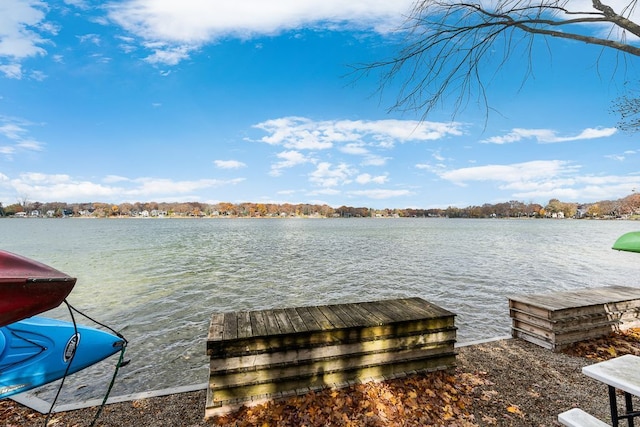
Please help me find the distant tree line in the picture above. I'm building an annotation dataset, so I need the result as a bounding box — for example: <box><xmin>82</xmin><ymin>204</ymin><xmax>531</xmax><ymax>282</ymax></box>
<box><xmin>1</xmin><ymin>193</ymin><xmax>639</xmax><ymax>219</ymax></box>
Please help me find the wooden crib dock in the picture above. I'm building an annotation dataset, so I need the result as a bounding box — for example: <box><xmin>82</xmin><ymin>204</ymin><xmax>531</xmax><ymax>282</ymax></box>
<box><xmin>205</xmin><ymin>297</ymin><xmax>457</xmax><ymax>418</ymax></box>
<box><xmin>509</xmin><ymin>285</ymin><xmax>640</xmax><ymax>351</ymax></box>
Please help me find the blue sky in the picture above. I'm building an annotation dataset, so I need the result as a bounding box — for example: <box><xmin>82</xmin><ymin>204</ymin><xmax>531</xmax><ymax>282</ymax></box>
<box><xmin>0</xmin><ymin>0</ymin><xmax>638</xmax><ymax>209</ymax></box>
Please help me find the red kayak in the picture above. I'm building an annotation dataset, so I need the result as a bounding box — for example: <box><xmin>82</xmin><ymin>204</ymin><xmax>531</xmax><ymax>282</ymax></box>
<box><xmin>0</xmin><ymin>250</ymin><xmax>76</xmax><ymax>327</ymax></box>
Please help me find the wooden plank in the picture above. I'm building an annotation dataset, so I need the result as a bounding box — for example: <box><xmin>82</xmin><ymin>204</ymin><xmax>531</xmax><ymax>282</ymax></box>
<box><xmin>553</xmin><ymin>325</ymin><xmax>616</xmax><ymax>345</ymax></box>
<box><xmin>306</xmin><ymin>306</ymin><xmax>335</xmax><ymax>330</ymax></box>
<box><xmin>511</xmin><ymin>320</ymin><xmax>554</xmax><ymax>341</ymax></box>
<box><xmin>317</xmin><ymin>305</ymin><xmax>349</xmax><ymax>329</ymax></box>
<box><xmin>206</xmin><ymin>297</ymin><xmax>460</xmax><ymax>417</ymax></box>
<box><xmin>210</xmin><ymin>298</ymin><xmax>456</xmax><ymax>345</ymax></box>
<box><xmin>223</xmin><ymin>312</ymin><xmax>237</xmax><ymax>340</ymax></box>
<box><xmin>511</xmin><ymin>329</ymin><xmax>554</xmax><ymax>350</ymax></box>
<box><xmin>346</xmin><ymin>302</ymin><xmax>387</xmax><ymax>325</ymax></box>
<box><xmin>406</xmin><ymin>297</ymin><xmax>455</xmax><ymax>318</ymax></box>
<box><xmin>262</xmin><ymin>309</ymin><xmax>281</xmax><ymax>335</ymax></box>
<box><xmin>394</xmin><ymin>297</ymin><xmax>451</xmax><ymax>319</ymax></box>
<box><xmin>209</xmin><ymin>329</ymin><xmax>457</xmax><ymax>373</ymax></box>
<box><xmin>209</xmin><ymin>346</ymin><xmax>456</xmax><ymax>390</ymax></box>
<box><xmin>508</xmin><ymin>286</ymin><xmax>640</xmax><ymax>312</ymax></box>
<box><xmin>362</xmin><ymin>301</ymin><xmax>396</xmax><ymax>323</ymax></box>
<box><xmin>273</xmin><ymin>309</ymin><xmax>296</xmax><ymax>334</ymax></box>
<box><xmin>208</xmin><ymin>354</ymin><xmax>456</xmax><ymax>406</ymax></box>
<box><xmin>209</xmin><ymin>321</ymin><xmax>457</xmax><ymax>357</ymax></box>
<box><xmin>294</xmin><ymin>306</ymin><xmax>321</xmax><ymax>331</ymax></box>
<box><xmin>510</xmin><ymin>308</ymin><xmax>618</xmax><ymax>334</ymax></box>
<box><xmin>237</xmin><ymin>312</ymin><xmax>253</xmax><ymax>339</ymax></box>
<box><xmin>509</xmin><ymin>308</ymin><xmax>554</xmax><ymax>330</ymax></box>
<box><xmin>250</xmin><ymin>311</ymin><xmax>267</xmax><ymax>337</ymax></box>
<box><xmin>284</xmin><ymin>308</ymin><xmax>308</xmax><ymax>333</ymax></box>
<box><xmin>375</xmin><ymin>299</ymin><xmax>414</xmax><ymax>322</ymax></box>
<box><xmin>208</xmin><ymin>313</ymin><xmax>225</xmax><ymax>342</ymax></box>
<box><xmin>329</xmin><ymin>304</ymin><xmax>362</xmax><ymax>328</ymax></box>
<box><xmin>509</xmin><ymin>300</ymin><xmax>553</xmax><ymax>320</ymax></box>
<box><xmin>350</xmin><ymin>301</ymin><xmax>394</xmax><ymax>324</ymax></box>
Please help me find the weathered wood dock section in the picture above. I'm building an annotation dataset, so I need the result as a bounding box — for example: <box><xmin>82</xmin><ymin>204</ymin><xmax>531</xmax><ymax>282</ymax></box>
<box><xmin>509</xmin><ymin>285</ymin><xmax>640</xmax><ymax>351</ymax></box>
<box><xmin>205</xmin><ymin>297</ymin><xmax>457</xmax><ymax>418</ymax></box>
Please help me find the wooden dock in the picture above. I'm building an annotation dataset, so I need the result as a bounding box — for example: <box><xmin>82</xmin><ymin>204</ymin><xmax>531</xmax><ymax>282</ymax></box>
<box><xmin>509</xmin><ymin>285</ymin><xmax>640</xmax><ymax>351</ymax></box>
<box><xmin>205</xmin><ymin>297</ymin><xmax>457</xmax><ymax>418</ymax></box>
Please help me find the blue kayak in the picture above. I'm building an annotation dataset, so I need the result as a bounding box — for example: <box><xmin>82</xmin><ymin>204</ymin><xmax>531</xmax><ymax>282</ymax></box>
<box><xmin>0</xmin><ymin>316</ymin><xmax>125</xmax><ymax>399</ymax></box>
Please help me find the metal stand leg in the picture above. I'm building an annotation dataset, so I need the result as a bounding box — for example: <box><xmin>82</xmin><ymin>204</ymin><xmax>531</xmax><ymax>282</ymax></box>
<box><xmin>610</xmin><ymin>385</ymin><xmax>620</xmax><ymax>427</ymax></box>
<box><xmin>625</xmin><ymin>392</ymin><xmax>635</xmax><ymax>427</ymax></box>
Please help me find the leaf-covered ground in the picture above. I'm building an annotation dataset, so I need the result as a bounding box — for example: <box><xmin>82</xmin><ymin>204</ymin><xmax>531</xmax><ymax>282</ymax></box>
<box><xmin>562</xmin><ymin>327</ymin><xmax>640</xmax><ymax>361</ymax></box>
<box><xmin>211</xmin><ymin>328</ymin><xmax>640</xmax><ymax>427</ymax></box>
<box><xmin>2</xmin><ymin>330</ymin><xmax>640</xmax><ymax>426</ymax></box>
<box><xmin>212</xmin><ymin>370</ymin><xmax>485</xmax><ymax>427</ymax></box>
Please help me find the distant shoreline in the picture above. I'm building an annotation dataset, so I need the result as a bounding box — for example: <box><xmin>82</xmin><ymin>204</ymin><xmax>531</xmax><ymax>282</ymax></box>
<box><xmin>2</xmin><ymin>215</ymin><xmax>638</xmax><ymax>220</ymax></box>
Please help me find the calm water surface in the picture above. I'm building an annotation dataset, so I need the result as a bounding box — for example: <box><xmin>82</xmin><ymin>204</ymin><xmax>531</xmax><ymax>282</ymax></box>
<box><xmin>1</xmin><ymin>218</ymin><xmax>638</xmax><ymax>402</ymax></box>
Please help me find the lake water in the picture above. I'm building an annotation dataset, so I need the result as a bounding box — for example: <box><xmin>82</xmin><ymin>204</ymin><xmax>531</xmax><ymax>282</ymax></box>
<box><xmin>1</xmin><ymin>217</ymin><xmax>638</xmax><ymax>403</ymax></box>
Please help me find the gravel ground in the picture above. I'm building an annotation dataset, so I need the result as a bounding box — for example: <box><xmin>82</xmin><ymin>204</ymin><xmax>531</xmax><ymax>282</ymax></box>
<box><xmin>0</xmin><ymin>338</ymin><xmax>620</xmax><ymax>426</ymax></box>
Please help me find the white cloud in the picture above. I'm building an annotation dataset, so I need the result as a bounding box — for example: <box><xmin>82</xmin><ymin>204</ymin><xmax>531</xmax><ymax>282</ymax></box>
<box><xmin>214</xmin><ymin>159</ymin><xmax>247</xmax><ymax>169</ymax></box>
<box><xmin>340</xmin><ymin>143</ymin><xmax>369</xmax><ymax>155</ymax></box>
<box><xmin>3</xmin><ymin>172</ymin><xmax>245</xmax><ymax>203</ymax></box>
<box><xmin>439</xmin><ymin>160</ymin><xmax>575</xmax><ymax>186</ymax></box>
<box><xmin>605</xmin><ymin>150</ymin><xmax>637</xmax><ymax>162</ymax></box>
<box><xmin>605</xmin><ymin>154</ymin><xmax>626</xmax><ymax>161</ymax></box>
<box><xmin>105</xmin><ymin>0</ymin><xmax>415</xmax><ymax>65</ymax></box>
<box><xmin>356</xmin><ymin>173</ymin><xmax>388</xmax><ymax>184</ymax></box>
<box><xmin>509</xmin><ymin>176</ymin><xmax>640</xmax><ymax>202</ymax></box>
<box><xmin>0</xmin><ymin>146</ymin><xmax>15</xmax><ymax>155</ymax></box>
<box><xmin>253</xmin><ymin>116</ymin><xmax>465</xmax><ymax>151</ymax></box>
<box><xmin>129</xmin><ymin>177</ymin><xmax>243</xmax><ymax>195</ymax></box>
<box><xmin>0</xmin><ymin>63</ymin><xmax>22</xmax><ymax>79</ymax></box>
<box><xmin>0</xmin><ymin>118</ymin><xmax>45</xmax><ymax>158</ymax></box>
<box><xmin>270</xmin><ymin>150</ymin><xmax>315</xmax><ymax>176</ymax></box>
<box><xmin>29</xmin><ymin>69</ymin><xmax>46</xmax><ymax>81</ymax></box>
<box><xmin>432</xmin><ymin>150</ymin><xmax>445</xmax><ymax>161</ymax></box>
<box><xmin>309</xmin><ymin>162</ymin><xmax>355</xmax><ymax>187</ymax></box>
<box><xmin>142</xmin><ymin>44</ymin><xmax>193</xmax><ymax>65</ymax></box>
<box><xmin>430</xmin><ymin>159</ymin><xmax>640</xmax><ymax>203</ymax></box>
<box><xmin>16</xmin><ymin>140</ymin><xmax>44</xmax><ymax>151</ymax></box>
<box><xmin>253</xmin><ymin>117</ymin><xmax>335</xmax><ymax>150</ymax></box>
<box><xmin>63</xmin><ymin>0</ymin><xmax>90</xmax><ymax>9</ymax></box>
<box><xmin>107</xmin><ymin>0</ymin><xmax>414</xmax><ymax>66</ymax></box>
<box><xmin>482</xmin><ymin>127</ymin><xmax>618</xmax><ymax>144</ymax></box>
<box><xmin>10</xmin><ymin>173</ymin><xmax>120</xmax><ymax>201</ymax></box>
<box><xmin>0</xmin><ymin>122</ymin><xmax>27</xmax><ymax>140</ymax></box>
<box><xmin>0</xmin><ymin>0</ymin><xmax>49</xmax><ymax>60</ymax></box>
<box><xmin>361</xmin><ymin>155</ymin><xmax>389</xmax><ymax>166</ymax></box>
<box><xmin>77</xmin><ymin>34</ymin><xmax>102</xmax><ymax>45</ymax></box>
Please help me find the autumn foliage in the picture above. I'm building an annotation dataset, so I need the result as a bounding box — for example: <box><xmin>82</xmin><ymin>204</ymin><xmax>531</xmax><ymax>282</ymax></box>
<box><xmin>210</xmin><ymin>328</ymin><xmax>640</xmax><ymax>427</ymax></box>
<box><xmin>563</xmin><ymin>327</ymin><xmax>640</xmax><ymax>361</ymax></box>
<box><xmin>212</xmin><ymin>370</ymin><xmax>487</xmax><ymax>427</ymax></box>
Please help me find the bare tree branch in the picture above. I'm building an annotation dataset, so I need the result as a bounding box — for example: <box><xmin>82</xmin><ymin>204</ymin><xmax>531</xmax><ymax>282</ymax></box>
<box><xmin>360</xmin><ymin>0</ymin><xmax>640</xmax><ymax>127</ymax></box>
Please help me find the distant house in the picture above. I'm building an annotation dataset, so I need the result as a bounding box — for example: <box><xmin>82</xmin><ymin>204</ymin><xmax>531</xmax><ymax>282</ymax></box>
<box><xmin>30</xmin><ymin>210</ymin><xmax>40</xmax><ymax>217</ymax></box>
<box><xmin>14</xmin><ymin>212</ymin><xmax>27</xmax><ymax>217</ymax></box>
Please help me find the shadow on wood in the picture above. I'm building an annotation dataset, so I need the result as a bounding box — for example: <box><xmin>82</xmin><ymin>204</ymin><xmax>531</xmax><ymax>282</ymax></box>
<box><xmin>205</xmin><ymin>297</ymin><xmax>457</xmax><ymax>418</ymax></box>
